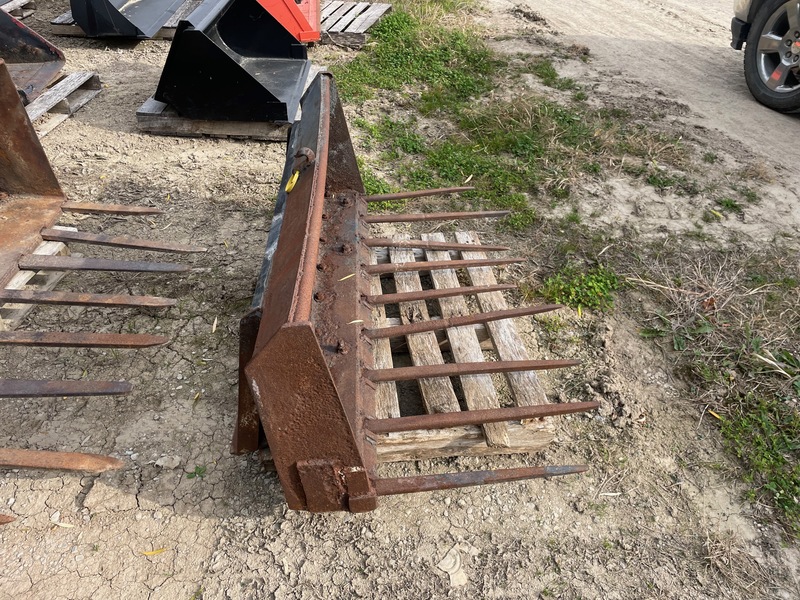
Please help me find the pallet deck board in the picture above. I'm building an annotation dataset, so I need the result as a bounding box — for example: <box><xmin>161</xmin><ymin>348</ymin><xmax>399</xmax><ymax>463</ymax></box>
<box><xmin>25</xmin><ymin>71</ymin><xmax>101</xmax><ymax>137</ymax></box>
<box><xmin>135</xmin><ymin>96</ymin><xmax>291</xmax><ymax>141</ymax></box>
<box><xmin>0</xmin><ymin>0</ymin><xmax>36</xmax><ymax>18</ymax></box>
<box><xmin>363</xmin><ymin>232</ymin><xmax>557</xmax><ymax>462</ymax></box>
<box><xmin>423</xmin><ymin>232</ymin><xmax>510</xmax><ymax>448</ymax></box>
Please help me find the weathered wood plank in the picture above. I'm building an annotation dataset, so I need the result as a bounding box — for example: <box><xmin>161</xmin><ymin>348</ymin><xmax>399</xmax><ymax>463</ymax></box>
<box><xmin>390</xmin><ymin>239</ymin><xmax>460</xmax><ymax>415</ymax></box>
<box><xmin>456</xmin><ymin>231</ymin><xmax>549</xmax><ymax>407</ymax></box>
<box><xmin>374</xmin><ymin>420</ymin><xmax>553</xmax><ymax>462</ymax></box>
<box><xmin>320</xmin><ymin>0</ymin><xmax>344</xmax><ymax>20</ymax></box>
<box><xmin>321</xmin><ymin>1</ymin><xmax>355</xmax><ymax>29</ymax></box>
<box><xmin>136</xmin><ymin>97</ymin><xmax>290</xmax><ymax>141</ymax></box>
<box><xmin>347</xmin><ymin>3</ymin><xmax>391</xmax><ymax>33</ymax></box>
<box><xmin>26</xmin><ymin>72</ymin><xmax>100</xmax><ymax>128</ymax></box>
<box><xmin>423</xmin><ymin>233</ymin><xmax>509</xmax><ymax>447</ymax></box>
<box><xmin>370</xmin><ymin>248</ymin><xmax>400</xmax><ymax>419</ymax></box>
<box><xmin>329</xmin><ymin>1</ymin><xmax>369</xmax><ymax>32</ymax></box>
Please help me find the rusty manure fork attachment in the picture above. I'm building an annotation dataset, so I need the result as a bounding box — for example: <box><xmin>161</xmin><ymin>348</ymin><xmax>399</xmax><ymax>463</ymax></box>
<box><xmin>235</xmin><ymin>72</ymin><xmax>598</xmax><ymax>512</ymax></box>
<box><xmin>0</xmin><ymin>58</ymin><xmax>204</xmax><ymax>519</ymax></box>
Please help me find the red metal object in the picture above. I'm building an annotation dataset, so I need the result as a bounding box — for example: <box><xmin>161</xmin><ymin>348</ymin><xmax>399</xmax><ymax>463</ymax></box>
<box><xmin>238</xmin><ymin>73</ymin><xmax>597</xmax><ymax>513</ymax></box>
<box><xmin>256</xmin><ymin>0</ymin><xmax>320</xmax><ymax>42</ymax></box>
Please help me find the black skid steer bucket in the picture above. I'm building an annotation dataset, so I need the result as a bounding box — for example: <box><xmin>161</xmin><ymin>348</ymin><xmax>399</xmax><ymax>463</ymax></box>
<box><xmin>69</xmin><ymin>0</ymin><xmax>186</xmax><ymax>38</ymax></box>
<box><xmin>0</xmin><ymin>10</ymin><xmax>65</xmax><ymax>103</ymax></box>
<box><xmin>153</xmin><ymin>0</ymin><xmax>310</xmax><ymax>122</ymax></box>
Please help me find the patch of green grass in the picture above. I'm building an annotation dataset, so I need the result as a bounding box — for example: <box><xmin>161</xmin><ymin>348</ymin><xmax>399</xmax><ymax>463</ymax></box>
<box><xmin>530</xmin><ymin>58</ymin><xmax>577</xmax><ymax>90</ymax></box>
<box><xmin>717</xmin><ymin>197</ymin><xmax>743</xmax><ymax>214</ymax></box>
<box><xmin>357</xmin><ymin>159</ymin><xmax>407</xmax><ymax>211</ymax></box>
<box><xmin>646</xmin><ymin>170</ymin><xmax>700</xmax><ymax>196</ymax></box>
<box><xmin>722</xmin><ymin>394</ymin><xmax>800</xmax><ymax>536</ymax></box>
<box><xmin>702</xmin><ymin>152</ymin><xmax>718</xmax><ymax>164</ymax></box>
<box><xmin>541</xmin><ymin>264</ymin><xmax>621</xmax><ymax>311</ymax></box>
<box><xmin>331</xmin><ymin>11</ymin><xmax>500</xmax><ymax>112</ymax></box>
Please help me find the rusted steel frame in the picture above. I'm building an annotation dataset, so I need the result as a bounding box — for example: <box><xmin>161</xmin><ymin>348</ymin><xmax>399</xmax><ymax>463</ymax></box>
<box><xmin>0</xmin><ymin>448</ymin><xmax>123</xmax><ymax>472</ymax></box>
<box><xmin>364</xmin><ymin>304</ymin><xmax>561</xmax><ymax>339</ymax></box>
<box><xmin>232</xmin><ymin>308</ymin><xmax>262</xmax><ymax>454</ymax></box>
<box><xmin>374</xmin><ymin>465</ymin><xmax>589</xmax><ymax>496</ymax></box>
<box><xmin>363</xmin><ymin>210</ymin><xmax>510</xmax><ymax>224</ymax></box>
<box><xmin>62</xmin><ymin>202</ymin><xmax>164</xmax><ymax>215</ymax></box>
<box><xmin>366</xmin><ymin>359</ymin><xmax>579</xmax><ymax>382</ymax></box>
<box><xmin>18</xmin><ymin>255</ymin><xmax>190</xmax><ymax>273</ymax></box>
<box><xmin>0</xmin><ymin>59</ymin><xmax>64</xmax><ymax>289</ymax></box>
<box><xmin>0</xmin><ymin>379</ymin><xmax>133</xmax><ymax>397</ymax></box>
<box><xmin>365</xmin><ymin>283</ymin><xmax>515</xmax><ymax>306</ymax></box>
<box><xmin>363</xmin><ymin>186</ymin><xmax>475</xmax><ymax>203</ymax></box>
<box><xmin>0</xmin><ymin>289</ymin><xmax>176</xmax><ymax>308</ymax></box>
<box><xmin>245</xmin><ymin>73</ymin><xmax>376</xmax><ymax>512</ymax></box>
<box><xmin>364</xmin><ymin>257</ymin><xmax>522</xmax><ymax>275</ymax></box>
<box><xmin>40</xmin><ymin>228</ymin><xmax>206</xmax><ymax>253</ymax></box>
<box><xmin>0</xmin><ymin>515</ymin><xmax>14</xmax><ymax>525</ymax></box>
<box><xmin>364</xmin><ymin>401</ymin><xmax>599</xmax><ymax>434</ymax></box>
<box><xmin>0</xmin><ymin>331</ymin><xmax>168</xmax><ymax>348</ymax></box>
<box><xmin>362</xmin><ymin>238</ymin><xmax>509</xmax><ymax>252</ymax></box>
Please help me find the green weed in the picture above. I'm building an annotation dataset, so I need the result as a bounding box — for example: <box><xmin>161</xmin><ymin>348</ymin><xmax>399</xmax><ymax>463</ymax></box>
<box><xmin>541</xmin><ymin>265</ymin><xmax>621</xmax><ymax>311</ymax></box>
<box><xmin>186</xmin><ymin>465</ymin><xmax>207</xmax><ymax>480</ymax></box>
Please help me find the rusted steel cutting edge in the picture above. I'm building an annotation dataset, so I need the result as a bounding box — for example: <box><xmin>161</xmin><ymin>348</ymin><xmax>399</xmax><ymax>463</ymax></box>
<box><xmin>0</xmin><ymin>289</ymin><xmax>176</xmax><ymax>308</ymax></box>
<box><xmin>362</xmin><ymin>238</ymin><xmax>510</xmax><ymax>252</ymax></box>
<box><xmin>365</xmin><ymin>283</ymin><xmax>516</xmax><ymax>306</ymax></box>
<box><xmin>364</xmin><ymin>304</ymin><xmax>562</xmax><ymax>339</ymax></box>
<box><xmin>363</xmin><ymin>186</ymin><xmax>475</xmax><ymax>203</ymax></box>
<box><xmin>0</xmin><ymin>514</ymin><xmax>14</xmax><ymax>525</ymax></box>
<box><xmin>62</xmin><ymin>203</ymin><xmax>164</xmax><ymax>215</ymax></box>
<box><xmin>18</xmin><ymin>256</ymin><xmax>190</xmax><ymax>273</ymax></box>
<box><xmin>40</xmin><ymin>228</ymin><xmax>206</xmax><ymax>253</ymax></box>
<box><xmin>0</xmin><ymin>379</ymin><xmax>133</xmax><ymax>397</ymax></box>
<box><xmin>364</xmin><ymin>401</ymin><xmax>599</xmax><ymax>433</ymax></box>
<box><xmin>0</xmin><ymin>448</ymin><xmax>124</xmax><ymax>472</ymax></box>
<box><xmin>365</xmin><ymin>257</ymin><xmax>522</xmax><ymax>275</ymax></box>
<box><xmin>0</xmin><ymin>331</ymin><xmax>169</xmax><ymax>347</ymax></box>
<box><xmin>374</xmin><ymin>465</ymin><xmax>589</xmax><ymax>496</ymax></box>
<box><xmin>366</xmin><ymin>359</ymin><xmax>579</xmax><ymax>382</ymax></box>
<box><xmin>363</xmin><ymin>210</ymin><xmax>510</xmax><ymax>223</ymax></box>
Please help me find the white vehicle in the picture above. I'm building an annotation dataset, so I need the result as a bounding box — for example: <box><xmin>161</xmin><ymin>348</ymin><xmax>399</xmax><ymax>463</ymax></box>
<box><xmin>731</xmin><ymin>0</ymin><xmax>800</xmax><ymax>111</ymax></box>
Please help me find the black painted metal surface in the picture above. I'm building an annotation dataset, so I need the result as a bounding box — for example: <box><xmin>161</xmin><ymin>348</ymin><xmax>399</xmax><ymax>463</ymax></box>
<box><xmin>154</xmin><ymin>0</ymin><xmax>310</xmax><ymax>122</ymax></box>
<box><xmin>69</xmin><ymin>0</ymin><xmax>186</xmax><ymax>38</ymax></box>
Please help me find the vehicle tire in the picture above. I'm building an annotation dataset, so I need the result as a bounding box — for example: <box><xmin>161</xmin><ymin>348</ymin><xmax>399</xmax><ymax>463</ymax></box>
<box><xmin>743</xmin><ymin>0</ymin><xmax>800</xmax><ymax>112</ymax></box>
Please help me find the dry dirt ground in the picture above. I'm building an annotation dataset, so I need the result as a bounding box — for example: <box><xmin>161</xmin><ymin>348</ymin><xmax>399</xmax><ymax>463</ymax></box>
<box><xmin>1</xmin><ymin>1</ymin><xmax>799</xmax><ymax>599</ymax></box>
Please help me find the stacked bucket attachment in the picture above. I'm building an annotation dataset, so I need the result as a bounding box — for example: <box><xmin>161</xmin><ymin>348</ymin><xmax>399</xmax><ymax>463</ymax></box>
<box><xmin>69</xmin><ymin>0</ymin><xmax>187</xmax><ymax>38</ymax></box>
<box><xmin>0</xmin><ymin>58</ymin><xmax>204</xmax><ymax>518</ymax></box>
<box><xmin>234</xmin><ymin>72</ymin><xmax>598</xmax><ymax>513</ymax></box>
<box><xmin>0</xmin><ymin>9</ymin><xmax>65</xmax><ymax>104</ymax></box>
<box><xmin>152</xmin><ymin>0</ymin><xmax>316</xmax><ymax>122</ymax></box>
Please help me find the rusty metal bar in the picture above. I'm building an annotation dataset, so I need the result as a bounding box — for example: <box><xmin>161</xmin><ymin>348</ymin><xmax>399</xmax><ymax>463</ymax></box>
<box><xmin>61</xmin><ymin>203</ymin><xmax>164</xmax><ymax>215</ymax></box>
<box><xmin>364</xmin><ymin>305</ymin><xmax>561</xmax><ymax>339</ymax></box>
<box><xmin>366</xmin><ymin>359</ymin><xmax>579</xmax><ymax>382</ymax></box>
<box><xmin>0</xmin><ymin>289</ymin><xmax>176</xmax><ymax>308</ymax></box>
<box><xmin>363</xmin><ymin>238</ymin><xmax>509</xmax><ymax>252</ymax></box>
<box><xmin>0</xmin><ymin>379</ymin><xmax>133</xmax><ymax>397</ymax></box>
<box><xmin>40</xmin><ymin>228</ymin><xmax>206</xmax><ymax>253</ymax></box>
<box><xmin>374</xmin><ymin>465</ymin><xmax>589</xmax><ymax>496</ymax></box>
<box><xmin>365</xmin><ymin>257</ymin><xmax>522</xmax><ymax>275</ymax></box>
<box><xmin>364</xmin><ymin>401</ymin><xmax>600</xmax><ymax>433</ymax></box>
<box><xmin>18</xmin><ymin>255</ymin><xmax>190</xmax><ymax>273</ymax></box>
<box><xmin>363</xmin><ymin>186</ymin><xmax>475</xmax><ymax>203</ymax></box>
<box><xmin>0</xmin><ymin>448</ymin><xmax>124</xmax><ymax>472</ymax></box>
<box><xmin>366</xmin><ymin>283</ymin><xmax>516</xmax><ymax>306</ymax></box>
<box><xmin>0</xmin><ymin>331</ymin><xmax>168</xmax><ymax>347</ymax></box>
<box><xmin>363</xmin><ymin>210</ymin><xmax>510</xmax><ymax>224</ymax></box>
<box><xmin>0</xmin><ymin>514</ymin><xmax>14</xmax><ymax>525</ymax></box>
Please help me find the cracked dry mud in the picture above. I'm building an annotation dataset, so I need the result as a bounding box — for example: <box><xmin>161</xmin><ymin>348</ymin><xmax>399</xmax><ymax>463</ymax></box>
<box><xmin>1</xmin><ymin>1</ymin><xmax>799</xmax><ymax>598</ymax></box>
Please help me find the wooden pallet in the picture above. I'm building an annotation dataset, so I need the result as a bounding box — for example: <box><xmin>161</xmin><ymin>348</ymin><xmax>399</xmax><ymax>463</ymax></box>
<box><xmin>0</xmin><ymin>227</ymin><xmax>76</xmax><ymax>332</ymax></box>
<box><xmin>26</xmin><ymin>72</ymin><xmax>101</xmax><ymax>137</ymax></box>
<box><xmin>368</xmin><ymin>232</ymin><xmax>554</xmax><ymax>463</ymax></box>
<box><xmin>50</xmin><ymin>0</ymin><xmax>202</xmax><ymax>39</ymax></box>
<box><xmin>0</xmin><ymin>0</ymin><xmax>36</xmax><ymax>18</ymax></box>
<box><xmin>135</xmin><ymin>97</ymin><xmax>292</xmax><ymax>141</ymax></box>
<box><xmin>320</xmin><ymin>1</ymin><xmax>391</xmax><ymax>48</ymax></box>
